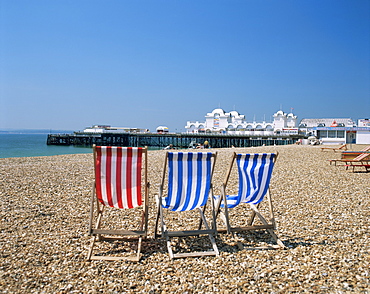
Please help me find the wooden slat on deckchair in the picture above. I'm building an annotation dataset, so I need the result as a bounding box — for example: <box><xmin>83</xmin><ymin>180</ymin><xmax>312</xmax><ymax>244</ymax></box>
<box><xmin>321</xmin><ymin>144</ymin><xmax>347</xmax><ymax>152</ymax></box>
<box><xmin>361</xmin><ymin>145</ymin><xmax>370</xmax><ymax>152</ymax></box>
<box><xmin>88</xmin><ymin>146</ymin><xmax>149</xmax><ymax>261</ymax></box>
<box><xmin>330</xmin><ymin>151</ymin><xmax>370</xmax><ymax>166</ymax></box>
<box><xmin>342</xmin><ymin>153</ymin><xmax>370</xmax><ymax>172</ymax></box>
<box><xmin>215</xmin><ymin>153</ymin><xmax>285</xmax><ymax>249</ymax></box>
<box><xmin>155</xmin><ymin>152</ymin><xmax>219</xmax><ymax>259</ymax></box>
<box><xmin>329</xmin><ymin>145</ymin><xmax>370</xmax><ymax>165</ymax></box>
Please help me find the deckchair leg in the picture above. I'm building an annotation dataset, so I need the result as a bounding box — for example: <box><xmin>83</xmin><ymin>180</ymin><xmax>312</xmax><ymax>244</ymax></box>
<box><xmin>87</xmin><ymin>235</ymin><xmax>97</xmax><ymax>260</ymax></box>
<box><xmin>249</xmin><ymin>204</ymin><xmax>286</xmax><ymax>249</ymax></box>
<box><xmin>214</xmin><ymin>186</ymin><xmax>232</xmax><ymax>235</ymax></box>
<box><xmin>160</xmin><ymin>206</ymin><xmax>176</xmax><ymax>259</ymax></box>
<box><xmin>221</xmin><ymin>185</ymin><xmax>232</xmax><ymax>234</ymax></box>
<box><xmin>154</xmin><ymin>194</ymin><xmax>163</xmax><ymax>238</ymax></box>
<box><xmin>94</xmin><ymin>205</ymin><xmax>104</xmax><ymax>242</ymax></box>
<box><xmin>166</xmin><ymin>235</ymin><xmax>174</xmax><ymax>259</ymax></box>
<box><xmin>136</xmin><ymin>237</ymin><xmax>143</xmax><ymax>261</ymax></box>
<box><xmin>247</xmin><ymin>202</ymin><xmax>260</xmax><ymax>226</ymax></box>
<box><xmin>214</xmin><ymin>202</ymin><xmax>232</xmax><ymax>235</ymax></box>
<box><xmin>266</xmin><ymin>229</ymin><xmax>286</xmax><ymax>248</ymax></box>
<box><xmin>198</xmin><ymin>202</ymin><xmax>207</xmax><ymax>230</ymax></box>
<box><xmin>198</xmin><ymin>208</ymin><xmax>219</xmax><ymax>256</ymax></box>
<box><xmin>210</xmin><ymin>185</ymin><xmax>218</xmax><ymax>233</ymax></box>
<box><xmin>88</xmin><ymin>183</ymin><xmax>96</xmax><ymax>235</ymax></box>
<box><xmin>247</xmin><ymin>191</ymin><xmax>276</xmax><ymax>229</ymax></box>
<box><xmin>89</xmin><ymin>186</ymin><xmax>105</xmax><ymax>242</ymax></box>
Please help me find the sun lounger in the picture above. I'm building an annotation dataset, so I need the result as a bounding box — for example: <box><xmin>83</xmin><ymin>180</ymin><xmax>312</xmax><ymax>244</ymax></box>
<box><xmin>342</xmin><ymin>152</ymin><xmax>370</xmax><ymax>172</ymax></box>
<box><xmin>321</xmin><ymin>144</ymin><xmax>347</xmax><ymax>152</ymax></box>
<box><xmin>329</xmin><ymin>145</ymin><xmax>370</xmax><ymax>165</ymax></box>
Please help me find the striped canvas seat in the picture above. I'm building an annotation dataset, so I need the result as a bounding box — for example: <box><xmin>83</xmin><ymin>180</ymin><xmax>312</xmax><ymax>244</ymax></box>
<box><xmin>215</xmin><ymin>152</ymin><xmax>285</xmax><ymax>249</ymax></box>
<box><xmin>155</xmin><ymin>152</ymin><xmax>219</xmax><ymax>259</ymax></box>
<box><xmin>219</xmin><ymin>153</ymin><xmax>276</xmax><ymax>209</ymax></box>
<box><xmin>329</xmin><ymin>148</ymin><xmax>370</xmax><ymax>166</ymax></box>
<box><xmin>162</xmin><ymin>152</ymin><xmax>213</xmax><ymax>211</ymax></box>
<box><xmin>343</xmin><ymin>152</ymin><xmax>370</xmax><ymax>172</ymax></box>
<box><xmin>88</xmin><ymin>146</ymin><xmax>149</xmax><ymax>262</ymax></box>
<box><xmin>95</xmin><ymin>146</ymin><xmax>143</xmax><ymax>209</ymax></box>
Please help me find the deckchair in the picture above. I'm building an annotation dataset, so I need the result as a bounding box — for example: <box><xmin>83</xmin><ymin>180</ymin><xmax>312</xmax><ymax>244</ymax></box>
<box><xmin>320</xmin><ymin>144</ymin><xmax>347</xmax><ymax>152</ymax></box>
<box><xmin>329</xmin><ymin>145</ymin><xmax>370</xmax><ymax>165</ymax></box>
<box><xmin>214</xmin><ymin>153</ymin><xmax>285</xmax><ymax>249</ymax></box>
<box><xmin>342</xmin><ymin>153</ymin><xmax>370</xmax><ymax>172</ymax></box>
<box><xmin>154</xmin><ymin>152</ymin><xmax>219</xmax><ymax>259</ymax></box>
<box><xmin>87</xmin><ymin>146</ymin><xmax>149</xmax><ymax>261</ymax></box>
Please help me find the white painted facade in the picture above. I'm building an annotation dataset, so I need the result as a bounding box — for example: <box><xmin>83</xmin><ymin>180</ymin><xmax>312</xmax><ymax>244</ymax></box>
<box><xmin>356</xmin><ymin>130</ymin><xmax>370</xmax><ymax>144</ymax></box>
<box><xmin>185</xmin><ymin>108</ymin><xmax>298</xmax><ymax>135</ymax></box>
<box><xmin>82</xmin><ymin>125</ymin><xmax>149</xmax><ymax>134</ymax></box>
<box><xmin>299</xmin><ymin>118</ymin><xmax>370</xmax><ymax>145</ymax></box>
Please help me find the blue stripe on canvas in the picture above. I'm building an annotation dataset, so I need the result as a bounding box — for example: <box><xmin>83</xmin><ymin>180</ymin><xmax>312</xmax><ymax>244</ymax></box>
<box><xmin>182</xmin><ymin>153</ymin><xmax>193</xmax><ymax>211</ymax></box>
<box><xmin>257</xmin><ymin>154</ymin><xmax>275</xmax><ymax>204</ymax></box>
<box><xmin>165</xmin><ymin>152</ymin><xmax>174</xmax><ymax>209</ymax></box>
<box><xmin>171</xmin><ymin>152</ymin><xmax>184</xmax><ymax>211</ymax></box>
<box><xmin>252</xmin><ymin>153</ymin><xmax>267</xmax><ymax>203</ymax></box>
<box><xmin>199</xmin><ymin>153</ymin><xmax>212</xmax><ymax>207</ymax></box>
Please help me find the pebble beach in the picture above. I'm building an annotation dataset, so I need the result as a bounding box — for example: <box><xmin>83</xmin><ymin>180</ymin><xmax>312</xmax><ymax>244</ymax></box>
<box><xmin>1</xmin><ymin>145</ymin><xmax>369</xmax><ymax>293</ymax></box>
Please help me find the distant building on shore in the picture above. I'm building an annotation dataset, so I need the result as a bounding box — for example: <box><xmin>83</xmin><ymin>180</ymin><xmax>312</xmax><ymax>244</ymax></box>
<box><xmin>82</xmin><ymin>125</ymin><xmax>149</xmax><ymax>134</ymax></box>
<box><xmin>300</xmin><ymin>118</ymin><xmax>370</xmax><ymax>145</ymax></box>
<box><xmin>185</xmin><ymin>108</ymin><xmax>370</xmax><ymax>145</ymax></box>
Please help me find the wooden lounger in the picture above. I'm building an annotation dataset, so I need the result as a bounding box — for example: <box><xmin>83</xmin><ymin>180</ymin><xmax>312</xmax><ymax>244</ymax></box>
<box><xmin>321</xmin><ymin>144</ymin><xmax>347</xmax><ymax>152</ymax></box>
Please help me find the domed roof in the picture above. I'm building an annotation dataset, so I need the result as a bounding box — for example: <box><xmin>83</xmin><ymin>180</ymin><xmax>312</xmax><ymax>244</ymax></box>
<box><xmin>211</xmin><ymin>108</ymin><xmax>225</xmax><ymax>115</ymax></box>
<box><xmin>273</xmin><ymin>110</ymin><xmax>285</xmax><ymax>117</ymax></box>
<box><xmin>229</xmin><ymin>110</ymin><xmax>239</xmax><ymax>117</ymax></box>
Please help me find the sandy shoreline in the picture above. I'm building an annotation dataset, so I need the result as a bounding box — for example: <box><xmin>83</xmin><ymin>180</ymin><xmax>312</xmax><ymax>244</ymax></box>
<box><xmin>1</xmin><ymin>145</ymin><xmax>369</xmax><ymax>293</ymax></box>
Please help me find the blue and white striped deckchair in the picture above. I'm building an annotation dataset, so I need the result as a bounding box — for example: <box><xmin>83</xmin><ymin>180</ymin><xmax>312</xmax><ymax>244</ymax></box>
<box><xmin>155</xmin><ymin>152</ymin><xmax>219</xmax><ymax>259</ymax></box>
<box><xmin>215</xmin><ymin>152</ymin><xmax>285</xmax><ymax>249</ymax></box>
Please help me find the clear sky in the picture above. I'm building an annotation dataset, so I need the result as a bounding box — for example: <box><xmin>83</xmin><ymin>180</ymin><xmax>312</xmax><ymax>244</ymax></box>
<box><xmin>1</xmin><ymin>0</ymin><xmax>369</xmax><ymax>132</ymax></box>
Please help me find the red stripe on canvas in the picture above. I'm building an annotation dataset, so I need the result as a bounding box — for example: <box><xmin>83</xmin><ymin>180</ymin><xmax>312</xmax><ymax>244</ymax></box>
<box><xmin>116</xmin><ymin>147</ymin><xmax>123</xmax><ymax>208</ymax></box>
<box><xmin>105</xmin><ymin>147</ymin><xmax>113</xmax><ymax>207</ymax></box>
<box><xmin>126</xmin><ymin>148</ymin><xmax>133</xmax><ymax>208</ymax></box>
<box><xmin>136</xmin><ymin>148</ymin><xmax>143</xmax><ymax>206</ymax></box>
<box><xmin>95</xmin><ymin>147</ymin><xmax>103</xmax><ymax>203</ymax></box>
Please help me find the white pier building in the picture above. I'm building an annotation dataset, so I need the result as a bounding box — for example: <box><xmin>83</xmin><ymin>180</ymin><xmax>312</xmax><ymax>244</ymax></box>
<box><xmin>185</xmin><ymin>108</ymin><xmax>298</xmax><ymax>136</ymax></box>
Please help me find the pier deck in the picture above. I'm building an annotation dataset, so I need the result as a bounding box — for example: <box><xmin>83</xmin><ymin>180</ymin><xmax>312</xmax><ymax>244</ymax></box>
<box><xmin>47</xmin><ymin>132</ymin><xmax>302</xmax><ymax>148</ymax></box>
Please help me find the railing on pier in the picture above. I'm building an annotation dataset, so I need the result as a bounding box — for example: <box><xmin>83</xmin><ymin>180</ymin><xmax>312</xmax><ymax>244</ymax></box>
<box><xmin>47</xmin><ymin>132</ymin><xmax>301</xmax><ymax>149</ymax></box>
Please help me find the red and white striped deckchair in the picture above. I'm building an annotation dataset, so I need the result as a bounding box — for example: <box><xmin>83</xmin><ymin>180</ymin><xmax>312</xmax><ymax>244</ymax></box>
<box><xmin>215</xmin><ymin>152</ymin><xmax>285</xmax><ymax>249</ymax></box>
<box><xmin>87</xmin><ymin>146</ymin><xmax>149</xmax><ymax>261</ymax></box>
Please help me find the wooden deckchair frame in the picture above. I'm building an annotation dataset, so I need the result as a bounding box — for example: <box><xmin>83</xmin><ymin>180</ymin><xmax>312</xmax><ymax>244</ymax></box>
<box><xmin>342</xmin><ymin>152</ymin><xmax>370</xmax><ymax>172</ymax></box>
<box><xmin>320</xmin><ymin>144</ymin><xmax>347</xmax><ymax>152</ymax></box>
<box><xmin>216</xmin><ymin>152</ymin><xmax>286</xmax><ymax>249</ymax></box>
<box><xmin>154</xmin><ymin>152</ymin><xmax>219</xmax><ymax>259</ymax></box>
<box><xmin>329</xmin><ymin>146</ymin><xmax>370</xmax><ymax>166</ymax></box>
<box><xmin>87</xmin><ymin>146</ymin><xmax>149</xmax><ymax>262</ymax></box>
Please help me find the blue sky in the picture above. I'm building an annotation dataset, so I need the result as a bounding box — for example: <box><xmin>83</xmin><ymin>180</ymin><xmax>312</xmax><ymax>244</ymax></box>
<box><xmin>1</xmin><ymin>0</ymin><xmax>369</xmax><ymax>132</ymax></box>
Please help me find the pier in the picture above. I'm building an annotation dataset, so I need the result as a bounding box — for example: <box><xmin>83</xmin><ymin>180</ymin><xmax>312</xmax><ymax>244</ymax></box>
<box><xmin>47</xmin><ymin>132</ymin><xmax>302</xmax><ymax>148</ymax></box>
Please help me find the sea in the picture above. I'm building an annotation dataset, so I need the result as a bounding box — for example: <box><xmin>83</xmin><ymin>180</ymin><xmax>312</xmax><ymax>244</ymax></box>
<box><xmin>0</xmin><ymin>133</ymin><xmax>92</xmax><ymax>159</ymax></box>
